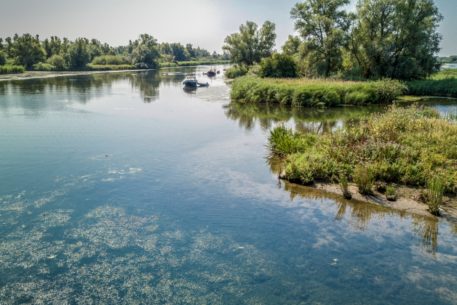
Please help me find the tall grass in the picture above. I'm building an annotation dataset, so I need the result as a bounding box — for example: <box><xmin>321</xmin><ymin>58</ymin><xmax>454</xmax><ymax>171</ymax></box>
<box><xmin>407</xmin><ymin>69</ymin><xmax>457</xmax><ymax>97</ymax></box>
<box><xmin>86</xmin><ymin>64</ymin><xmax>135</xmax><ymax>71</ymax></box>
<box><xmin>427</xmin><ymin>177</ymin><xmax>445</xmax><ymax>216</ymax></box>
<box><xmin>91</xmin><ymin>55</ymin><xmax>130</xmax><ymax>65</ymax></box>
<box><xmin>354</xmin><ymin>166</ymin><xmax>374</xmax><ymax>195</ymax></box>
<box><xmin>231</xmin><ymin>76</ymin><xmax>406</xmax><ymax>107</ymax></box>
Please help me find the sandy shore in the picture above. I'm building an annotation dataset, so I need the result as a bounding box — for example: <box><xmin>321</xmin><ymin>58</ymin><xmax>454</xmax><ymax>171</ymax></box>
<box><xmin>0</xmin><ymin>69</ymin><xmax>150</xmax><ymax>82</ymax></box>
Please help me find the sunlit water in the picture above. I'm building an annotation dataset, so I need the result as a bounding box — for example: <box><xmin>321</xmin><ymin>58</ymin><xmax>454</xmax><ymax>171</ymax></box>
<box><xmin>1</xmin><ymin>66</ymin><xmax>457</xmax><ymax>304</ymax></box>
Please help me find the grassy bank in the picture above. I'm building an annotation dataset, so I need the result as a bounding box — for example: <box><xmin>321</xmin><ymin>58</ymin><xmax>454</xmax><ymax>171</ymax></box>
<box><xmin>270</xmin><ymin>106</ymin><xmax>457</xmax><ymax>196</ymax></box>
<box><xmin>0</xmin><ymin>64</ymin><xmax>25</xmax><ymax>74</ymax></box>
<box><xmin>407</xmin><ymin>69</ymin><xmax>457</xmax><ymax>98</ymax></box>
<box><xmin>231</xmin><ymin>76</ymin><xmax>406</xmax><ymax>107</ymax></box>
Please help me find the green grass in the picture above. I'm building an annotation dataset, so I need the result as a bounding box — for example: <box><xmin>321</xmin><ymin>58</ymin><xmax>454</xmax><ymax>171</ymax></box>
<box><xmin>269</xmin><ymin>106</ymin><xmax>457</xmax><ymax>194</ymax></box>
<box><xmin>86</xmin><ymin>64</ymin><xmax>136</xmax><ymax>71</ymax></box>
<box><xmin>0</xmin><ymin>64</ymin><xmax>25</xmax><ymax>74</ymax></box>
<box><xmin>91</xmin><ymin>55</ymin><xmax>130</xmax><ymax>65</ymax></box>
<box><xmin>407</xmin><ymin>69</ymin><xmax>457</xmax><ymax>97</ymax></box>
<box><xmin>225</xmin><ymin>65</ymin><xmax>249</xmax><ymax>79</ymax></box>
<box><xmin>231</xmin><ymin>76</ymin><xmax>406</xmax><ymax>107</ymax></box>
<box><xmin>427</xmin><ymin>176</ymin><xmax>445</xmax><ymax>215</ymax></box>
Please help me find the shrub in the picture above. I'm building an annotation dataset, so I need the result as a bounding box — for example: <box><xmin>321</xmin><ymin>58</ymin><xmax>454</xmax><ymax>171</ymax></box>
<box><xmin>354</xmin><ymin>166</ymin><xmax>374</xmax><ymax>195</ymax></box>
<box><xmin>33</xmin><ymin>62</ymin><xmax>55</xmax><ymax>71</ymax></box>
<box><xmin>0</xmin><ymin>51</ymin><xmax>6</xmax><ymax>66</ymax></box>
<box><xmin>86</xmin><ymin>64</ymin><xmax>135</xmax><ymax>71</ymax></box>
<box><xmin>259</xmin><ymin>53</ymin><xmax>298</xmax><ymax>78</ymax></box>
<box><xmin>0</xmin><ymin>64</ymin><xmax>25</xmax><ymax>74</ymax></box>
<box><xmin>269</xmin><ymin>126</ymin><xmax>315</xmax><ymax>156</ymax></box>
<box><xmin>427</xmin><ymin>176</ymin><xmax>445</xmax><ymax>216</ymax></box>
<box><xmin>225</xmin><ymin>65</ymin><xmax>249</xmax><ymax>79</ymax></box>
<box><xmin>47</xmin><ymin>55</ymin><xmax>67</xmax><ymax>71</ymax></box>
<box><xmin>91</xmin><ymin>55</ymin><xmax>130</xmax><ymax>65</ymax></box>
<box><xmin>385</xmin><ymin>185</ymin><xmax>397</xmax><ymax>201</ymax></box>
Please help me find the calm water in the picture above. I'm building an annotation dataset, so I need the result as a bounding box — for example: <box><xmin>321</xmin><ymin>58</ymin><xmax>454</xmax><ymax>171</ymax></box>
<box><xmin>1</xmin><ymin>66</ymin><xmax>457</xmax><ymax>305</ymax></box>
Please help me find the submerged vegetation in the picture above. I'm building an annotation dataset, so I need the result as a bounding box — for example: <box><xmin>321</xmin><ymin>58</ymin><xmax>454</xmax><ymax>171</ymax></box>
<box><xmin>231</xmin><ymin>76</ymin><xmax>406</xmax><ymax>107</ymax></box>
<box><xmin>269</xmin><ymin>106</ymin><xmax>457</xmax><ymax>200</ymax></box>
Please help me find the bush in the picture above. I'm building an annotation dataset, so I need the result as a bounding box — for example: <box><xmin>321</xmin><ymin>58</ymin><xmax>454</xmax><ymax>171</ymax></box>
<box><xmin>0</xmin><ymin>64</ymin><xmax>25</xmax><ymax>74</ymax></box>
<box><xmin>87</xmin><ymin>64</ymin><xmax>135</xmax><ymax>71</ymax></box>
<box><xmin>47</xmin><ymin>55</ymin><xmax>67</xmax><ymax>71</ymax></box>
<box><xmin>91</xmin><ymin>55</ymin><xmax>130</xmax><ymax>65</ymax></box>
<box><xmin>385</xmin><ymin>185</ymin><xmax>397</xmax><ymax>201</ymax></box>
<box><xmin>259</xmin><ymin>53</ymin><xmax>297</xmax><ymax>78</ymax></box>
<box><xmin>33</xmin><ymin>62</ymin><xmax>55</xmax><ymax>71</ymax></box>
<box><xmin>225</xmin><ymin>65</ymin><xmax>249</xmax><ymax>79</ymax></box>
<box><xmin>231</xmin><ymin>76</ymin><xmax>406</xmax><ymax>107</ymax></box>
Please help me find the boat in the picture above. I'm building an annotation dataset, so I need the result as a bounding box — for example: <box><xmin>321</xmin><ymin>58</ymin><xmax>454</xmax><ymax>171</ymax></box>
<box><xmin>182</xmin><ymin>76</ymin><xmax>209</xmax><ymax>88</ymax></box>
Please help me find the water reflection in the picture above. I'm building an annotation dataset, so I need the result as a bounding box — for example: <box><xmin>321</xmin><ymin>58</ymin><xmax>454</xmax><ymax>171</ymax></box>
<box><xmin>225</xmin><ymin>101</ymin><xmax>384</xmax><ymax>132</ymax></box>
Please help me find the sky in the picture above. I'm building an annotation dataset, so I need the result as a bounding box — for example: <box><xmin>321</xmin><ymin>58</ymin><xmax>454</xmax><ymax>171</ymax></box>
<box><xmin>0</xmin><ymin>0</ymin><xmax>456</xmax><ymax>55</ymax></box>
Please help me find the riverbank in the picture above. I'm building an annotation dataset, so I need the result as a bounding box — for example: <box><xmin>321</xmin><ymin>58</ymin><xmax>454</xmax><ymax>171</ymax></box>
<box><xmin>269</xmin><ymin>106</ymin><xmax>457</xmax><ymax>217</ymax></box>
<box><xmin>231</xmin><ymin>76</ymin><xmax>406</xmax><ymax>107</ymax></box>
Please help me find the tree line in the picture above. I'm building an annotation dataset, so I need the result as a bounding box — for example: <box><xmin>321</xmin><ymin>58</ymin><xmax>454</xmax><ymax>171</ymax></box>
<box><xmin>223</xmin><ymin>0</ymin><xmax>443</xmax><ymax>80</ymax></box>
<box><xmin>0</xmin><ymin>33</ymin><xmax>226</xmax><ymax>71</ymax></box>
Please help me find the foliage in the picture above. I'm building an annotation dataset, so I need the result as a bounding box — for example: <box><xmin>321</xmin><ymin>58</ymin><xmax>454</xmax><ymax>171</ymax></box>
<box><xmin>354</xmin><ymin>166</ymin><xmax>374</xmax><ymax>195</ymax></box>
<box><xmin>8</xmin><ymin>34</ymin><xmax>46</xmax><ymax>69</ymax></box>
<box><xmin>46</xmin><ymin>55</ymin><xmax>67</xmax><ymax>71</ymax></box>
<box><xmin>385</xmin><ymin>185</ymin><xmax>397</xmax><ymax>201</ymax></box>
<box><xmin>258</xmin><ymin>53</ymin><xmax>298</xmax><ymax>78</ymax></box>
<box><xmin>66</xmin><ymin>38</ymin><xmax>91</xmax><ymax>70</ymax></box>
<box><xmin>269</xmin><ymin>126</ymin><xmax>316</xmax><ymax>157</ymax></box>
<box><xmin>291</xmin><ymin>0</ymin><xmax>350</xmax><ymax>77</ymax></box>
<box><xmin>348</xmin><ymin>0</ymin><xmax>442</xmax><ymax>80</ymax></box>
<box><xmin>427</xmin><ymin>176</ymin><xmax>445</xmax><ymax>216</ymax></box>
<box><xmin>223</xmin><ymin>21</ymin><xmax>276</xmax><ymax>66</ymax></box>
<box><xmin>225</xmin><ymin>65</ymin><xmax>249</xmax><ymax>79</ymax></box>
<box><xmin>339</xmin><ymin>175</ymin><xmax>352</xmax><ymax>200</ymax></box>
<box><xmin>0</xmin><ymin>50</ymin><xmax>6</xmax><ymax>66</ymax></box>
<box><xmin>0</xmin><ymin>64</ymin><xmax>25</xmax><ymax>74</ymax></box>
<box><xmin>282</xmin><ymin>35</ymin><xmax>301</xmax><ymax>57</ymax></box>
<box><xmin>231</xmin><ymin>76</ymin><xmax>406</xmax><ymax>107</ymax></box>
<box><xmin>86</xmin><ymin>64</ymin><xmax>135</xmax><ymax>71</ymax></box>
<box><xmin>91</xmin><ymin>55</ymin><xmax>130</xmax><ymax>65</ymax></box>
<box><xmin>269</xmin><ymin>106</ymin><xmax>457</xmax><ymax>194</ymax></box>
<box><xmin>406</xmin><ymin>69</ymin><xmax>457</xmax><ymax>97</ymax></box>
<box><xmin>131</xmin><ymin>34</ymin><xmax>160</xmax><ymax>69</ymax></box>
<box><xmin>33</xmin><ymin>62</ymin><xmax>56</xmax><ymax>71</ymax></box>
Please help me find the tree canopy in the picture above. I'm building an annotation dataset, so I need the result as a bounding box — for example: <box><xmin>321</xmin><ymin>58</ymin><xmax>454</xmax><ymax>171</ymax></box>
<box><xmin>223</xmin><ymin>21</ymin><xmax>276</xmax><ymax>66</ymax></box>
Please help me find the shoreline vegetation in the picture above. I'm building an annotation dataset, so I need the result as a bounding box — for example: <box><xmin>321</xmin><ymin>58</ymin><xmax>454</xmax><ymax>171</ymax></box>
<box><xmin>268</xmin><ymin>106</ymin><xmax>457</xmax><ymax>218</ymax></box>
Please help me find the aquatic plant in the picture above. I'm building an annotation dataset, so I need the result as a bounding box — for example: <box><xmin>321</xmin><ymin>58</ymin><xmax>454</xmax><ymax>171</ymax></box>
<box><xmin>231</xmin><ymin>76</ymin><xmax>406</xmax><ymax>107</ymax></box>
<box><xmin>427</xmin><ymin>176</ymin><xmax>445</xmax><ymax>216</ymax></box>
<box><xmin>268</xmin><ymin>126</ymin><xmax>315</xmax><ymax>157</ymax></box>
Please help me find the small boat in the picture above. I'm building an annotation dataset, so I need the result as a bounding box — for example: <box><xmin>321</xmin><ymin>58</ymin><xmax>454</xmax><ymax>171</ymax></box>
<box><xmin>183</xmin><ymin>76</ymin><xmax>209</xmax><ymax>88</ymax></box>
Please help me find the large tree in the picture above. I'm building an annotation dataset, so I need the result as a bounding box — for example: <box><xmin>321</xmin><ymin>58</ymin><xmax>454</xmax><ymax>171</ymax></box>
<box><xmin>291</xmin><ymin>0</ymin><xmax>350</xmax><ymax>77</ymax></box>
<box><xmin>350</xmin><ymin>0</ymin><xmax>442</xmax><ymax>80</ymax></box>
<box><xmin>131</xmin><ymin>34</ymin><xmax>160</xmax><ymax>68</ymax></box>
<box><xmin>9</xmin><ymin>34</ymin><xmax>46</xmax><ymax>69</ymax></box>
<box><xmin>66</xmin><ymin>38</ymin><xmax>90</xmax><ymax>69</ymax></box>
<box><xmin>223</xmin><ymin>21</ymin><xmax>276</xmax><ymax>66</ymax></box>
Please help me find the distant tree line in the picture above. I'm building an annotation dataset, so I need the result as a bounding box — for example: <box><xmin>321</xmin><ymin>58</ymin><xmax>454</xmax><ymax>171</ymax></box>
<box><xmin>0</xmin><ymin>33</ymin><xmax>227</xmax><ymax>72</ymax></box>
<box><xmin>224</xmin><ymin>0</ymin><xmax>443</xmax><ymax>81</ymax></box>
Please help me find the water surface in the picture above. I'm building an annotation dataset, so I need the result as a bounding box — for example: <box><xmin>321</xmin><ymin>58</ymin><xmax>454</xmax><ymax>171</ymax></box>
<box><xmin>1</xmin><ymin>67</ymin><xmax>457</xmax><ymax>304</ymax></box>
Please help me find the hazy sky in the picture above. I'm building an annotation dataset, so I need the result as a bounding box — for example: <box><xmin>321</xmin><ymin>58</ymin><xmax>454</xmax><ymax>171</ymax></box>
<box><xmin>1</xmin><ymin>0</ymin><xmax>456</xmax><ymax>55</ymax></box>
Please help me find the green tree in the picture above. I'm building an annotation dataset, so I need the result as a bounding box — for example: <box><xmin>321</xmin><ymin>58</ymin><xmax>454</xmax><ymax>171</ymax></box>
<box><xmin>350</xmin><ymin>0</ymin><xmax>442</xmax><ymax>80</ymax></box>
<box><xmin>9</xmin><ymin>34</ymin><xmax>46</xmax><ymax>69</ymax></box>
<box><xmin>131</xmin><ymin>34</ymin><xmax>160</xmax><ymax>68</ymax></box>
<box><xmin>223</xmin><ymin>21</ymin><xmax>276</xmax><ymax>66</ymax></box>
<box><xmin>282</xmin><ymin>35</ymin><xmax>301</xmax><ymax>56</ymax></box>
<box><xmin>259</xmin><ymin>53</ymin><xmax>298</xmax><ymax>78</ymax></box>
<box><xmin>0</xmin><ymin>50</ymin><xmax>6</xmax><ymax>66</ymax></box>
<box><xmin>66</xmin><ymin>38</ymin><xmax>91</xmax><ymax>69</ymax></box>
<box><xmin>291</xmin><ymin>0</ymin><xmax>350</xmax><ymax>77</ymax></box>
